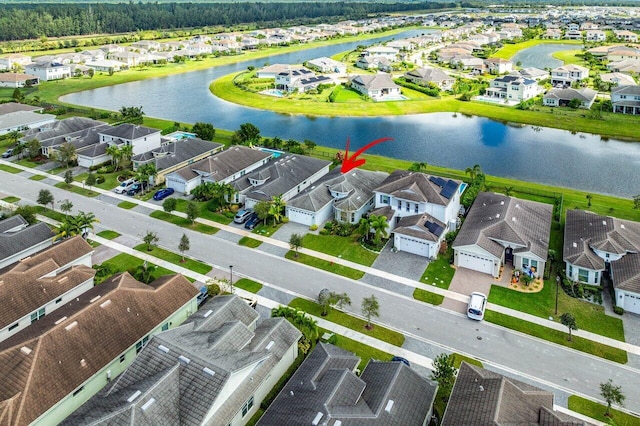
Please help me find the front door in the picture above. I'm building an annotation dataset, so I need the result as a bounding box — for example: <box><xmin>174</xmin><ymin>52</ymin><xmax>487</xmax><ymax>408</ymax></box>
<box><xmin>505</xmin><ymin>247</ymin><xmax>514</xmax><ymax>265</ymax></box>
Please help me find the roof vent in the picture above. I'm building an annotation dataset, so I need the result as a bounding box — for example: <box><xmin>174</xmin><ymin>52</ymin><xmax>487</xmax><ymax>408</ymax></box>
<box><xmin>55</xmin><ymin>316</ymin><xmax>68</xmax><ymax>324</ymax></box>
<box><xmin>290</xmin><ymin>391</ymin><xmax>294</xmax><ymax>396</ymax></box>
<box><xmin>127</xmin><ymin>390</ymin><xmax>142</xmax><ymax>403</ymax></box>
<box><xmin>100</xmin><ymin>300</ymin><xmax>111</xmax><ymax>308</ymax></box>
<box><xmin>385</xmin><ymin>400</ymin><xmax>395</xmax><ymax>413</ymax></box>
<box><xmin>312</xmin><ymin>412</ymin><xmax>324</xmax><ymax>425</ymax></box>
<box><xmin>500</xmin><ymin>201</ymin><xmax>504</xmax><ymax>205</ymax></box>
<box><xmin>572</xmin><ymin>242</ymin><xmax>577</xmax><ymax>248</ymax></box>
<box><xmin>157</xmin><ymin>345</ymin><xmax>170</xmax><ymax>354</ymax></box>
<box><xmin>511</xmin><ymin>217</ymin><xmax>516</xmax><ymax>222</ymax></box>
<box><xmin>266</xmin><ymin>341</ymin><xmax>275</xmax><ymax>351</ymax></box>
<box><xmin>65</xmin><ymin>321</ymin><xmax>78</xmax><ymax>331</ymax></box>
<box><xmin>203</xmin><ymin>367</ymin><xmax>215</xmax><ymax>377</ymax></box>
<box><xmin>479</xmin><ymin>385</ymin><xmax>485</xmax><ymax>391</ymax></box>
<box><xmin>90</xmin><ymin>295</ymin><xmax>101</xmax><ymax>303</ymax></box>
<box><xmin>80</xmin><ymin>359</ymin><xmax>87</xmax><ymax>367</ymax></box>
<box><xmin>178</xmin><ymin>355</ymin><xmax>191</xmax><ymax>365</ymax></box>
<box><xmin>204</xmin><ymin>310</ymin><xmax>213</xmax><ymax>318</ymax></box>
<box><xmin>335</xmin><ymin>422</ymin><xmax>342</xmax><ymax>426</ymax></box>
<box><xmin>621</xmin><ymin>224</ymin><xmax>626</xmax><ymax>229</ymax></box>
<box><xmin>496</xmin><ymin>214</ymin><xmax>500</xmax><ymax>218</ymax></box>
<box><xmin>602</xmin><ymin>220</ymin><xmax>607</xmax><ymax>226</ymax></box>
<box><xmin>141</xmin><ymin>398</ymin><xmax>155</xmax><ymax>412</ymax></box>
<box><xmin>20</xmin><ymin>346</ymin><xmax>32</xmax><ymax>355</ymax></box>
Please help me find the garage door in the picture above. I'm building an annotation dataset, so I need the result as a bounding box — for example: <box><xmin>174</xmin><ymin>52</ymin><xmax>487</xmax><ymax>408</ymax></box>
<box><xmin>166</xmin><ymin>176</ymin><xmax>186</xmax><ymax>194</ymax></box>
<box><xmin>396</xmin><ymin>235</ymin><xmax>430</xmax><ymax>257</ymax></box>
<box><xmin>287</xmin><ymin>208</ymin><xmax>314</xmax><ymax>226</ymax></box>
<box><xmin>624</xmin><ymin>293</ymin><xmax>640</xmax><ymax>315</ymax></box>
<box><xmin>458</xmin><ymin>251</ymin><xmax>494</xmax><ymax>275</ymax></box>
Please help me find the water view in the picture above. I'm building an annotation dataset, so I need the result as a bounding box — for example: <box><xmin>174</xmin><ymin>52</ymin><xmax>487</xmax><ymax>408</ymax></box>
<box><xmin>511</xmin><ymin>43</ymin><xmax>578</xmax><ymax>69</ymax></box>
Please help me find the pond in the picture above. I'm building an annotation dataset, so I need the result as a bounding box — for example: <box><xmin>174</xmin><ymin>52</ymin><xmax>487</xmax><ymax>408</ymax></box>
<box><xmin>62</xmin><ymin>34</ymin><xmax>640</xmax><ymax>198</ymax></box>
<box><xmin>511</xmin><ymin>43</ymin><xmax>579</xmax><ymax>69</ymax></box>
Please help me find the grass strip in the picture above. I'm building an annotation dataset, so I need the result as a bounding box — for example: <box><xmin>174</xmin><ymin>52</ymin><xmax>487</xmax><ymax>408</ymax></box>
<box><xmin>485</xmin><ymin>310</ymin><xmax>628</xmax><ymax>364</ymax></box>
<box><xmin>35</xmin><ymin>206</ymin><xmax>67</xmax><ymax>222</ymax></box>
<box><xmin>234</xmin><ymin>278</ymin><xmax>263</xmax><ymax>294</ymax></box>
<box><xmin>413</xmin><ymin>288</ymin><xmax>444</xmax><ymax>306</ymax></box>
<box><xmin>29</xmin><ymin>174</ymin><xmax>47</xmax><ymax>181</ymax></box>
<box><xmin>100</xmin><ymin>252</ymin><xmax>175</xmax><ymax>281</ymax></box>
<box><xmin>96</xmin><ymin>230</ymin><xmax>120</xmax><ymax>240</ymax></box>
<box><xmin>133</xmin><ymin>243</ymin><xmax>212</xmax><ymax>275</ymax></box>
<box><xmin>289</xmin><ymin>297</ymin><xmax>405</xmax><ymax>347</ymax></box>
<box><xmin>238</xmin><ymin>236</ymin><xmax>262</xmax><ymax>248</ymax></box>
<box><xmin>1</xmin><ymin>196</ymin><xmax>20</xmax><ymax>203</ymax></box>
<box><xmin>321</xmin><ymin>328</ymin><xmax>393</xmax><ymax>371</ymax></box>
<box><xmin>451</xmin><ymin>353</ymin><xmax>483</xmax><ymax>368</ymax></box>
<box><xmin>173</xmin><ymin>199</ymin><xmax>233</xmax><ymax>224</ymax></box>
<box><xmin>150</xmin><ymin>210</ymin><xmax>218</xmax><ymax>234</ymax></box>
<box><xmin>420</xmin><ymin>254</ymin><xmax>455</xmax><ymax>290</ymax></box>
<box><xmin>117</xmin><ymin>201</ymin><xmax>137</xmax><ymax>210</ymax></box>
<box><xmin>285</xmin><ymin>250</ymin><xmax>364</xmax><ymax>280</ymax></box>
<box><xmin>0</xmin><ymin>164</ymin><xmax>22</xmax><ymax>174</ymax></box>
<box><xmin>568</xmin><ymin>395</ymin><xmax>640</xmax><ymax>426</ymax></box>
<box><xmin>54</xmin><ymin>182</ymin><xmax>99</xmax><ymax>197</ymax></box>
<box><xmin>301</xmin><ymin>234</ymin><xmax>378</xmax><ymax>266</ymax></box>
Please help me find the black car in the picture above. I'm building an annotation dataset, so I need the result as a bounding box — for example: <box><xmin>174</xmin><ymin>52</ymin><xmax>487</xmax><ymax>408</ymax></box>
<box><xmin>126</xmin><ymin>183</ymin><xmax>144</xmax><ymax>196</ymax></box>
<box><xmin>244</xmin><ymin>213</ymin><xmax>259</xmax><ymax>230</ymax></box>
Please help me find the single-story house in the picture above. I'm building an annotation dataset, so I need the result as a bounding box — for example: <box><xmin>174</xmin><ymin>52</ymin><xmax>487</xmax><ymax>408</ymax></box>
<box><xmin>286</xmin><ymin>168</ymin><xmax>389</xmax><ymax>226</ymax></box>
<box><xmin>453</xmin><ymin>192</ymin><xmax>552</xmax><ymax>278</ymax></box>
<box><xmin>612</xmin><ymin>85</ymin><xmax>640</xmax><ymax>115</ymax></box>
<box><xmin>403</xmin><ymin>67</ymin><xmax>455</xmax><ymax>90</ymax></box>
<box><xmin>256</xmin><ymin>63</ymin><xmax>292</xmax><ymax>79</ymax></box>
<box><xmin>84</xmin><ymin>59</ymin><xmax>127</xmax><ymax>72</ymax></box>
<box><xmin>0</xmin><ymin>110</ymin><xmax>57</xmax><ymax>136</ymax></box>
<box><xmin>543</xmin><ymin>87</ymin><xmax>597</xmax><ymax>108</ymax></box>
<box><xmin>600</xmin><ymin>73</ymin><xmax>636</xmax><ymax>87</ymax></box>
<box><xmin>0</xmin><ymin>214</ymin><xmax>54</xmax><ymax>269</ymax></box>
<box><xmin>355</xmin><ymin>55</ymin><xmax>393</xmax><ymax>71</ymax></box>
<box><xmin>515</xmin><ymin>67</ymin><xmax>549</xmax><ymax>81</ymax></box>
<box><xmin>350</xmin><ymin>73</ymin><xmax>401</xmax><ymax>100</ymax></box>
<box><xmin>0</xmin><ymin>72</ymin><xmax>39</xmax><ymax>88</ymax></box>
<box><xmin>0</xmin><ymin>53</ymin><xmax>32</xmax><ymax>70</ymax></box>
<box><xmin>564</xmin><ymin>209</ymin><xmax>640</xmax><ymax>314</ymax></box>
<box><xmin>306</xmin><ymin>57</ymin><xmax>347</xmax><ymax>74</ymax></box>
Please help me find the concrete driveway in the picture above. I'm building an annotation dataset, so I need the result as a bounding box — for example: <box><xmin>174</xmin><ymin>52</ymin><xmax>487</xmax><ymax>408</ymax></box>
<box><xmin>442</xmin><ymin>267</ymin><xmax>497</xmax><ymax>313</ymax></box>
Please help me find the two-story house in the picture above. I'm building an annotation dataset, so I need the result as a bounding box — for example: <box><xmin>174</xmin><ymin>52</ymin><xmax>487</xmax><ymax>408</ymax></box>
<box><xmin>98</xmin><ymin>123</ymin><xmax>162</xmax><ymax>156</ymax></box>
<box><xmin>24</xmin><ymin>61</ymin><xmax>71</xmax><ymax>81</ymax></box>
<box><xmin>550</xmin><ymin>64</ymin><xmax>589</xmax><ymax>87</ymax></box>
<box><xmin>612</xmin><ymin>85</ymin><xmax>640</xmax><ymax>115</ymax></box>
<box><xmin>371</xmin><ymin>171</ymin><xmax>463</xmax><ymax>258</ymax></box>
<box><xmin>0</xmin><ymin>214</ymin><xmax>54</xmax><ymax>268</ymax></box>
<box><xmin>486</xmin><ymin>75</ymin><xmax>539</xmax><ymax>102</ymax></box>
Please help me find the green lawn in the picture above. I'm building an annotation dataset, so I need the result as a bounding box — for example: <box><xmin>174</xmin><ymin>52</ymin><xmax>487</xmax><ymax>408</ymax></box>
<box><xmin>133</xmin><ymin>243</ymin><xmax>212</xmax><ymax>275</ymax></box>
<box><xmin>74</xmin><ymin>170</ymin><xmax>122</xmax><ymax>190</ymax></box>
<box><xmin>238</xmin><ymin>236</ymin><xmax>262</xmax><ymax>248</ymax></box>
<box><xmin>234</xmin><ymin>278</ymin><xmax>263</xmax><ymax>293</ymax></box>
<box><xmin>285</xmin><ymin>250</ymin><xmax>364</xmax><ymax>280</ymax></box>
<box><xmin>253</xmin><ymin>221</ymin><xmax>285</xmax><ymax>237</ymax></box>
<box><xmin>117</xmin><ymin>201</ymin><xmax>137</xmax><ymax>209</ymax></box>
<box><xmin>301</xmin><ymin>234</ymin><xmax>378</xmax><ymax>266</ymax></box>
<box><xmin>420</xmin><ymin>254</ymin><xmax>455</xmax><ymax>290</ymax></box>
<box><xmin>0</xmin><ymin>164</ymin><xmax>22</xmax><ymax>174</ymax></box>
<box><xmin>149</xmin><ymin>210</ymin><xmax>218</xmax><ymax>234</ymax></box>
<box><xmin>29</xmin><ymin>174</ymin><xmax>47</xmax><ymax>181</ymax></box>
<box><xmin>99</xmin><ymin>252</ymin><xmax>174</xmax><ymax>281</ymax></box>
<box><xmin>173</xmin><ymin>199</ymin><xmax>232</xmax><ymax>224</ymax></box>
<box><xmin>321</xmin><ymin>328</ymin><xmax>393</xmax><ymax>371</ymax></box>
<box><xmin>413</xmin><ymin>288</ymin><xmax>444</xmax><ymax>306</ymax></box>
<box><xmin>1</xmin><ymin>196</ymin><xmax>20</xmax><ymax>203</ymax></box>
<box><xmin>485</xmin><ymin>310</ymin><xmax>627</xmax><ymax>364</ymax></box>
<box><xmin>96</xmin><ymin>230</ymin><xmax>120</xmax><ymax>240</ymax></box>
<box><xmin>488</xmin><ymin>280</ymin><xmax>624</xmax><ymax>341</ymax></box>
<box><xmin>289</xmin><ymin>298</ymin><xmax>405</xmax><ymax>347</ymax></box>
<box><xmin>552</xmin><ymin>50</ymin><xmax>586</xmax><ymax>66</ymax></box>
<box><xmin>34</xmin><ymin>206</ymin><xmax>67</xmax><ymax>222</ymax></box>
<box><xmin>451</xmin><ymin>353</ymin><xmax>483</xmax><ymax>368</ymax></box>
<box><xmin>568</xmin><ymin>395</ymin><xmax>640</xmax><ymax>426</ymax></box>
<box><xmin>54</xmin><ymin>182</ymin><xmax>100</xmax><ymax>197</ymax></box>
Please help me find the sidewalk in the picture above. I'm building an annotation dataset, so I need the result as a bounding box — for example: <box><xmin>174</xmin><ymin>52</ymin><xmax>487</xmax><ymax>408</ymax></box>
<box><xmin>7</xmin><ymin>158</ymin><xmax>639</xmax><ymax>357</ymax></box>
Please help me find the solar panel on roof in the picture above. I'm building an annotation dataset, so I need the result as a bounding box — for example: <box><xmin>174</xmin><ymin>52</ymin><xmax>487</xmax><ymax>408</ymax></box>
<box><xmin>424</xmin><ymin>221</ymin><xmax>445</xmax><ymax>237</ymax></box>
<box><xmin>429</xmin><ymin>176</ymin><xmax>446</xmax><ymax>187</ymax></box>
<box><xmin>440</xmin><ymin>180</ymin><xmax>458</xmax><ymax>199</ymax></box>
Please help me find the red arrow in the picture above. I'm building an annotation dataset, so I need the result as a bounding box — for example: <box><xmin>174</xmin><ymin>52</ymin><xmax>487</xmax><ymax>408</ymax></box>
<box><xmin>340</xmin><ymin>137</ymin><xmax>393</xmax><ymax>174</ymax></box>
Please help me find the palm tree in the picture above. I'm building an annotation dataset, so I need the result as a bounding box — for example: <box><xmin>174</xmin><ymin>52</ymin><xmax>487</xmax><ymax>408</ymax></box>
<box><xmin>465</xmin><ymin>164</ymin><xmax>482</xmax><ymax>181</ymax></box>
<box><xmin>369</xmin><ymin>215</ymin><xmax>389</xmax><ymax>246</ymax></box>
<box><xmin>269</xmin><ymin>195</ymin><xmax>286</xmax><ymax>225</ymax></box>
<box><xmin>75</xmin><ymin>211</ymin><xmax>99</xmax><ymax>236</ymax></box>
<box><xmin>357</xmin><ymin>217</ymin><xmax>371</xmax><ymax>243</ymax></box>
<box><xmin>53</xmin><ymin>220</ymin><xmax>77</xmax><ymax>241</ymax></box>
<box><xmin>106</xmin><ymin>144</ymin><xmax>122</xmax><ymax>170</ymax></box>
<box><xmin>136</xmin><ymin>163</ymin><xmax>156</xmax><ymax>193</ymax></box>
<box><xmin>119</xmin><ymin>144</ymin><xmax>134</xmax><ymax>169</ymax></box>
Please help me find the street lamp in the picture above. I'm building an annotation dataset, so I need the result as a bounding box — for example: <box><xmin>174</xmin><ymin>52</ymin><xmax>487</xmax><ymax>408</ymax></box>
<box><xmin>555</xmin><ymin>275</ymin><xmax>560</xmax><ymax>315</ymax></box>
<box><xmin>229</xmin><ymin>265</ymin><xmax>234</xmax><ymax>294</ymax></box>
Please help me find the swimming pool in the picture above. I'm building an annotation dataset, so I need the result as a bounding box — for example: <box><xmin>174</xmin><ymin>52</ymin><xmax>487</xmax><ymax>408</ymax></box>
<box><xmin>376</xmin><ymin>94</ymin><xmax>408</xmax><ymax>102</ymax></box>
<box><xmin>165</xmin><ymin>131</ymin><xmax>197</xmax><ymax>141</ymax></box>
<box><xmin>260</xmin><ymin>89</ymin><xmax>285</xmax><ymax>98</ymax></box>
<box><xmin>259</xmin><ymin>148</ymin><xmax>285</xmax><ymax>158</ymax></box>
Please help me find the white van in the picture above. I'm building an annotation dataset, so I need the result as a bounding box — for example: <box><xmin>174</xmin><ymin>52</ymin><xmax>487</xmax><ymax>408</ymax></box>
<box><xmin>467</xmin><ymin>292</ymin><xmax>487</xmax><ymax>321</ymax></box>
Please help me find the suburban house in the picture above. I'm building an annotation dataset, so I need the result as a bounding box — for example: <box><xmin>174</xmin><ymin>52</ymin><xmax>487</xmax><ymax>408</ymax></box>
<box><xmin>64</xmin><ymin>295</ymin><xmax>301</xmax><ymax>426</ymax></box>
<box><xmin>372</xmin><ymin>171</ymin><xmax>463</xmax><ymax>258</ymax></box>
<box><xmin>362</xmin><ymin>45</ymin><xmax>399</xmax><ymax>60</ymax></box>
<box><xmin>258</xmin><ymin>343</ymin><xmax>438</xmax><ymax>426</ymax></box>
<box><xmin>286</xmin><ymin>168</ymin><xmax>389</xmax><ymax>226</ymax></box>
<box><xmin>544</xmin><ymin>28</ymin><xmax>563</xmax><ymax>39</ymax></box>
<box><xmin>256</xmin><ymin>64</ymin><xmax>292</xmax><ymax>79</ymax></box>
<box><xmin>275</xmin><ymin>67</ymin><xmax>332</xmax><ymax>92</ymax></box>
<box><xmin>0</xmin><ymin>109</ymin><xmax>56</xmax><ymax>136</ymax></box>
<box><xmin>350</xmin><ymin>73</ymin><xmax>401</xmax><ymax>100</ymax></box>
<box><xmin>485</xmin><ymin>75</ymin><xmax>539</xmax><ymax>102</ymax></box>
<box><xmin>607</xmin><ymin>59</ymin><xmax>640</xmax><ymax>75</ymax></box>
<box><xmin>232</xmin><ymin>154</ymin><xmax>331</xmax><ymax>209</ymax></box>
<box><xmin>564</xmin><ymin>209</ymin><xmax>640</xmax><ymax>315</ymax></box>
<box><xmin>484</xmin><ymin>57</ymin><xmax>513</xmax><ymax>74</ymax></box>
<box><xmin>84</xmin><ymin>59</ymin><xmax>127</xmax><ymax>72</ymax></box>
<box><xmin>453</xmin><ymin>192</ymin><xmax>552</xmax><ymax>278</ymax></box>
<box><xmin>515</xmin><ymin>67</ymin><xmax>549</xmax><ymax>81</ymax></box>
<box><xmin>611</xmin><ymin>85</ymin><xmax>640</xmax><ymax>115</ymax></box>
<box><xmin>600</xmin><ymin>72</ymin><xmax>636</xmax><ymax>87</ymax></box>
<box><xmin>564</xmin><ymin>30</ymin><xmax>583</xmax><ymax>40</ymax></box>
<box><xmin>165</xmin><ymin>146</ymin><xmax>273</xmax><ymax>195</ymax></box>
<box><xmin>450</xmin><ymin>55</ymin><xmax>484</xmax><ymax>70</ymax></box>
<box><xmin>306</xmin><ymin>57</ymin><xmax>347</xmax><ymax>73</ymax></box>
<box><xmin>0</xmin><ymin>53</ymin><xmax>32</xmax><ymax>70</ymax></box>
<box><xmin>585</xmin><ymin>29</ymin><xmax>606</xmax><ymax>42</ymax></box>
<box><xmin>355</xmin><ymin>55</ymin><xmax>393</xmax><ymax>71</ymax></box>
<box><xmin>131</xmin><ymin>138</ymin><xmax>223</xmax><ymax>185</ymax></box>
<box><xmin>24</xmin><ymin>61</ymin><xmax>71</xmax><ymax>81</ymax></box>
<box><xmin>0</xmin><ymin>73</ymin><xmax>39</xmax><ymax>88</ymax></box>
<box><xmin>442</xmin><ymin>363</ymin><xmax>590</xmax><ymax>426</ymax></box>
<box><xmin>20</xmin><ymin>117</ymin><xmax>109</xmax><ymax>157</ymax></box>
<box><xmin>0</xmin><ymin>214</ymin><xmax>54</xmax><ymax>269</ymax></box>
<box><xmin>0</xmin><ymin>272</ymin><xmax>199</xmax><ymax>426</ymax></box>
<box><xmin>550</xmin><ymin>64</ymin><xmax>589</xmax><ymax>87</ymax></box>
<box><xmin>543</xmin><ymin>87</ymin><xmax>597</xmax><ymax>108</ymax></box>
<box><xmin>97</xmin><ymin>123</ymin><xmax>162</xmax><ymax>156</ymax></box>
<box><xmin>614</xmin><ymin>30</ymin><xmax>639</xmax><ymax>43</ymax></box>
<box><xmin>606</xmin><ymin>47</ymin><xmax>640</xmax><ymax>63</ymax></box>
<box><xmin>403</xmin><ymin>67</ymin><xmax>455</xmax><ymax>90</ymax></box>
<box><xmin>0</xmin><ymin>236</ymin><xmax>95</xmax><ymax>343</ymax></box>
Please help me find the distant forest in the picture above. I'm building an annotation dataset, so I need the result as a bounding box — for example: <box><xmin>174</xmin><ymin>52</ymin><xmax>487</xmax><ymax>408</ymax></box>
<box><xmin>0</xmin><ymin>2</ymin><xmax>462</xmax><ymax>42</ymax></box>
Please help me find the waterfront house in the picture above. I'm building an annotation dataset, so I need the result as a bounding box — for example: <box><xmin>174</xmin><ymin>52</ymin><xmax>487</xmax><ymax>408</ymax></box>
<box><xmin>350</xmin><ymin>73</ymin><xmax>401</xmax><ymax>100</ymax></box>
<box><xmin>486</xmin><ymin>75</ymin><xmax>539</xmax><ymax>102</ymax></box>
<box><xmin>543</xmin><ymin>87</ymin><xmax>597</xmax><ymax>108</ymax></box>
<box><xmin>550</xmin><ymin>64</ymin><xmax>589</xmax><ymax>86</ymax></box>
<box><xmin>403</xmin><ymin>67</ymin><xmax>455</xmax><ymax>90</ymax></box>
<box><xmin>612</xmin><ymin>85</ymin><xmax>640</xmax><ymax>114</ymax></box>
<box><xmin>24</xmin><ymin>61</ymin><xmax>71</xmax><ymax>81</ymax></box>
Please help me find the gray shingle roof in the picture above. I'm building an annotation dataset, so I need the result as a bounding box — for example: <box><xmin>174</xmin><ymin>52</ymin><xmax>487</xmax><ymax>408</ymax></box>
<box><xmin>64</xmin><ymin>295</ymin><xmax>301</xmax><ymax>426</ymax></box>
<box><xmin>544</xmin><ymin>87</ymin><xmax>597</xmax><ymax>102</ymax></box>
<box><xmin>612</xmin><ymin>85</ymin><xmax>640</xmax><ymax>96</ymax></box>
<box><xmin>442</xmin><ymin>363</ymin><xmax>589</xmax><ymax>426</ymax></box>
<box><xmin>131</xmin><ymin>138</ymin><xmax>222</xmax><ymax>172</ymax></box>
<box><xmin>394</xmin><ymin>213</ymin><xmax>446</xmax><ymax>242</ymax></box>
<box><xmin>404</xmin><ymin>67</ymin><xmax>453</xmax><ymax>83</ymax></box>
<box><xmin>0</xmin><ymin>216</ymin><xmax>54</xmax><ymax>266</ymax></box>
<box><xmin>258</xmin><ymin>343</ymin><xmax>437</xmax><ymax>426</ymax></box>
<box><xmin>453</xmin><ymin>192</ymin><xmax>552</xmax><ymax>260</ymax></box>
<box><xmin>375</xmin><ymin>170</ymin><xmax>462</xmax><ymax>205</ymax></box>
<box><xmin>351</xmin><ymin>73</ymin><xmax>399</xmax><ymax>90</ymax></box>
<box><xmin>20</xmin><ymin>117</ymin><xmax>106</xmax><ymax>143</ymax></box>
<box><xmin>0</xmin><ymin>102</ymin><xmax>42</xmax><ymax>115</ymax></box>
<box><xmin>170</xmin><ymin>145</ymin><xmax>272</xmax><ymax>182</ymax></box>
<box><xmin>99</xmin><ymin>123</ymin><xmax>159</xmax><ymax>140</ymax></box>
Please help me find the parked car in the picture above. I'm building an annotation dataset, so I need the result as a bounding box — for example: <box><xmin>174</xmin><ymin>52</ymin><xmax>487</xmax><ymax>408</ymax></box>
<box><xmin>244</xmin><ymin>213</ymin><xmax>259</xmax><ymax>230</ymax></box>
<box><xmin>391</xmin><ymin>356</ymin><xmax>411</xmax><ymax>367</ymax></box>
<box><xmin>153</xmin><ymin>187</ymin><xmax>174</xmax><ymax>201</ymax></box>
<box><xmin>114</xmin><ymin>178</ymin><xmax>137</xmax><ymax>194</ymax></box>
<box><xmin>126</xmin><ymin>183</ymin><xmax>144</xmax><ymax>196</ymax></box>
<box><xmin>1</xmin><ymin>148</ymin><xmax>14</xmax><ymax>158</ymax></box>
<box><xmin>467</xmin><ymin>292</ymin><xmax>487</xmax><ymax>321</ymax></box>
<box><xmin>234</xmin><ymin>209</ymin><xmax>254</xmax><ymax>224</ymax></box>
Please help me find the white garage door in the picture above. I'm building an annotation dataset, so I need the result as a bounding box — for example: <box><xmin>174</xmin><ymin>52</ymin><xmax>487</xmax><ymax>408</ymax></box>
<box><xmin>166</xmin><ymin>176</ymin><xmax>186</xmax><ymax>194</ymax></box>
<box><xmin>396</xmin><ymin>235</ymin><xmax>430</xmax><ymax>257</ymax></box>
<box><xmin>624</xmin><ymin>293</ymin><xmax>640</xmax><ymax>315</ymax></box>
<box><xmin>288</xmin><ymin>208</ymin><xmax>314</xmax><ymax>226</ymax></box>
<box><xmin>458</xmin><ymin>252</ymin><xmax>494</xmax><ymax>275</ymax></box>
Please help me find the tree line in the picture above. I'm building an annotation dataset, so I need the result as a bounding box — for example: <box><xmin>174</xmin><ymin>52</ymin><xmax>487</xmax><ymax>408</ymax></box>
<box><xmin>0</xmin><ymin>2</ymin><xmax>461</xmax><ymax>42</ymax></box>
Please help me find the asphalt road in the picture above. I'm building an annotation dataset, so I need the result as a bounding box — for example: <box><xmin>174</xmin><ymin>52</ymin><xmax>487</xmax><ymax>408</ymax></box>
<box><xmin>3</xmin><ymin>171</ymin><xmax>640</xmax><ymax>414</ymax></box>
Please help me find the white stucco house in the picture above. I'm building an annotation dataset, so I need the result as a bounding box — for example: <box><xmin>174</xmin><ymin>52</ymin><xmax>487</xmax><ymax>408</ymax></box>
<box><xmin>350</xmin><ymin>73</ymin><xmax>401</xmax><ymax>100</ymax></box>
<box><xmin>97</xmin><ymin>123</ymin><xmax>161</xmax><ymax>156</ymax></box>
<box><xmin>371</xmin><ymin>171</ymin><xmax>464</xmax><ymax>258</ymax></box>
<box><xmin>564</xmin><ymin>209</ymin><xmax>640</xmax><ymax>314</ymax></box>
<box><xmin>486</xmin><ymin>75</ymin><xmax>539</xmax><ymax>102</ymax></box>
<box><xmin>24</xmin><ymin>61</ymin><xmax>71</xmax><ymax>81</ymax></box>
<box><xmin>550</xmin><ymin>64</ymin><xmax>589</xmax><ymax>87</ymax></box>
<box><xmin>453</xmin><ymin>192</ymin><xmax>552</xmax><ymax>278</ymax></box>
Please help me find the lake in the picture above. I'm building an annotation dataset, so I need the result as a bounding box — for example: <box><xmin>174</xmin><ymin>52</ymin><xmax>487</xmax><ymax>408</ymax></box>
<box><xmin>62</xmin><ymin>33</ymin><xmax>640</xmax><ymax>198</ymax></box>
<box><xmin>511</xmin><ymin>43</ymin><xmax>578</xmax><ymax>69</ymax></box>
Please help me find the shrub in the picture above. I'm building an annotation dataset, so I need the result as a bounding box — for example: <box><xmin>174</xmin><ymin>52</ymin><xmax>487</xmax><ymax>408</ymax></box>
<box><xmin>281</xmin><ymin>217</ymin><xmax>289</xmax><ymax>223</ymax></box>
<box><xmin>206</xmin><ymin>283</ymin><xmax>221</xmax><ymax>298</ymax></box>
<box><xmin>613</xmin><ymin>306</ymin><xmax>624</xmax><ymax>315</ymax></box>
<box><xmin>95</xmin><ymin>176</ymin><xmax>105</xmax><ymax>184</ymax></box>
<box><xmin>309</xmin><ymin>224</ymin><xmax>318</xmax><ymax>231</ymax></box>
<box><xmin>324</xmin><ymin>221</ymin><xmax>334</xmax><ymax>232</ymax></box>
<box><xmin>319</xmin><ymin>228</ymin><xmax>330</xmax><ymax>235</ymax></box>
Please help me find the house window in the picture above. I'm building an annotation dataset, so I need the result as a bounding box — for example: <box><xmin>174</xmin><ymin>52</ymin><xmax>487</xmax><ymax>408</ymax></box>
<box><xmin>398</xmin><ymin>200</ymin><xmax>402</xmax><ymax>209</ymax></box>
<box><xmin>530</xmin><ymin>259</ymin><xmax>538</xmax><ymax>270</ymax></box>
<box><xmin>136</xmin><ymin>335</ymin><xmax>149</xmax><ymax>354</ymax></box>
<box><xmin>380</xmin><ymin>195</ymin><xmax>389</xmax><ymax>204</ymax></box>
<box><xmin>415</xmin><ymin>204</ymin><xmax>419</xmax><ymax>214</ymax></box>
<box><xmin>30</xmin><ymin>307</ymin><xmax>45</xmax><ymax>324</ymax></box>
<box><xmin>595</xmin><ymin>271</ymin><xmax>599</xmax><ymax>284</ymax></box>
<box><xmin>120</xmin><ymin>354</ymin><xmax>126</xmax><ymax>363</ymax></box>
<box><xmin>55</xmin><ymin>298</ymin><xmax>62</xmax><ymax>304</ymax></box>
<box><xmin>8</xmin><ymin>322</ymin><xmax>19</xmax><ymax>331</ymax></box>
<box><xmin>568</xmin><ymin>264</ymin><xmax>573</xmax><ymax>277</ymax></box>
<box><xmin>242</xmin><ymin>395</ymin><xmax>255</xmax><ymax>417</ymax></box>
<box><xmin>72</xmin><ymin>386</ymin><xmax>84</xmax><ymax>397</ymax></box>
<box><xmin>162</xmin><ymin>323</ymin><xmax>169</xmax><ymax>331</ymax></box>
<box><xmin>406</xmin><ymin>203</ymin><xmax>410</xmax><ymax>212</ymax></box>
<box><xmin>578</xmin><ymin>269</ymin><xmax>589</xmax><ymax>282</ymax></box>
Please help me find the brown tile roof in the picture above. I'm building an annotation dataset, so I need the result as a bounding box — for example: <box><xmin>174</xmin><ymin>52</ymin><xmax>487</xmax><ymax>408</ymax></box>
<box><xmin>0</xmin><ymin>236</ymin><xmax>95</xmax><ymax>329</ymax></box>
<box><xmin>0</xmin><ymin>272</ymin><xmax>198</xmax><ymax>426</ymax></box>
